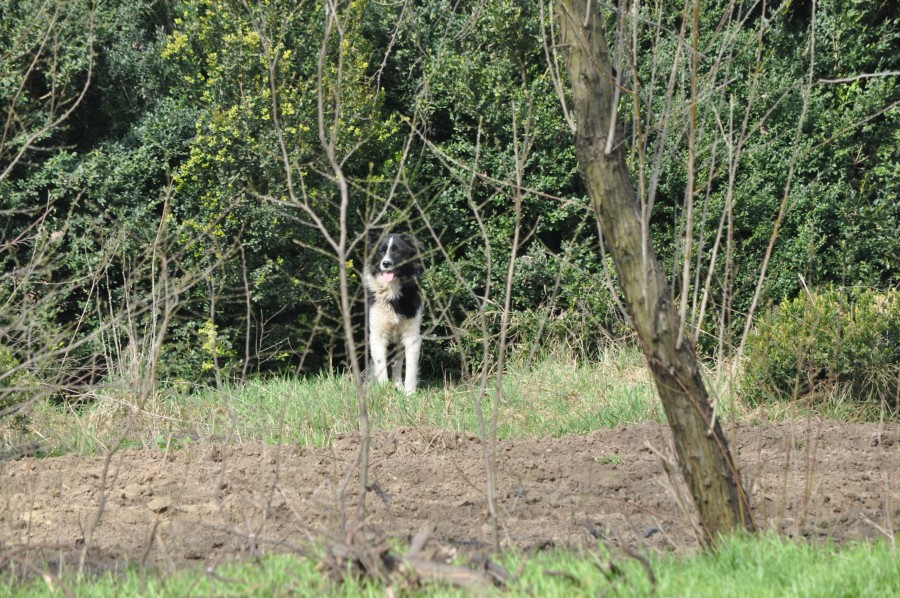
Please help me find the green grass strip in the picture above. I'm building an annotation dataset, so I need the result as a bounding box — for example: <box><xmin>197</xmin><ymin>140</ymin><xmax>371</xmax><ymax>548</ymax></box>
<box><xmin>3</xmin><ymin>535</ymin><xmax>897</xmax><ymax>597</ymax></box>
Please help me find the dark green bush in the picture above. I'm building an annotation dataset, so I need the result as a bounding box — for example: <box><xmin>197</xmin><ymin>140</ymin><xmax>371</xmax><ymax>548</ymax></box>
<box><xmin>0</xmin><ymin>344</ymin><xmax>39</xmax><ymax>456</ymax></box>
<box><xmin>2</xmin><ymin>0</ymin><xmax>898</xmax><ymax>388</ymax></box>
<box><xmin>0</xmin><ymin>344</ymin><xmax>29</xmax><ymax>410</ymax></box>
<box><xmin>422</xmin><ymin>237</ymin><xmax>631</xmax><ymax>377</ymax></box>
<box><xmin>742</xmin><ymin>288</ymin><xmax>899</xmax><ymax>409</ymax></box>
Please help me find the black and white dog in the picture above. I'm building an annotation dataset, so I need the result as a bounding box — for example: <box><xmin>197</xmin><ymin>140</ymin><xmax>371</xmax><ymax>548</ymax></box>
<box><xmin>364</xmin><ymin>232</ymin><xmax>423</xmax><ymax>394</ymax></box>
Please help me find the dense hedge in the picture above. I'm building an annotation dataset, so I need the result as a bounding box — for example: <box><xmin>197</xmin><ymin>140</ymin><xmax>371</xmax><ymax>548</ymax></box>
<box><xmin>742</xmin><ymin>288</ymin><xmax>899</xmax><ymax>408</ymax></box>
<box><xmin>1</xmin><ymin>0</ymin><xmax>897</xmax><ymax>390</ymax></box>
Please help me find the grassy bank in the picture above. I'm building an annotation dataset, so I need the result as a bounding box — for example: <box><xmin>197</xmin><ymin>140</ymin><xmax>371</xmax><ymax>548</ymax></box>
<box><xmin>10</xmin><ymin>348</ymin><xmax>667</xmax><ymax>456</ymax></box>
<box><xmin>5</xmin><ymin>345</ymin><xmax>888</xmax><ymax>459</ymax></box>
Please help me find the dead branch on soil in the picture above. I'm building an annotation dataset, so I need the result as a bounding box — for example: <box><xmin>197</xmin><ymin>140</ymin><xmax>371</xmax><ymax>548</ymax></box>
<box><xmin>319</xmin><ymin>522</ymin><xmax>511</xmax><ymax>593</ymax></box>
<box><xmin>0</xmin><ymin>544</ymin><xmax>76</xmax><ymax>597</ymax></box>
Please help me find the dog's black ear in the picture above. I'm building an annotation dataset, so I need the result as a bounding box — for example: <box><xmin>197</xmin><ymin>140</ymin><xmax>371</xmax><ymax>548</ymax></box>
<box><xmin>400</xmin><ymin>233</ymin><xmax>425</xmax><ymax>273</ymax></box>
<box><xmin>366</xmin><ymin>226</ymin><xmax>385</xmax><ymax>245</ymax></box>
<box><xmin>398</xmin><ymin>232</ymin><xmax>420</xmax><ymax>250</ymax></box>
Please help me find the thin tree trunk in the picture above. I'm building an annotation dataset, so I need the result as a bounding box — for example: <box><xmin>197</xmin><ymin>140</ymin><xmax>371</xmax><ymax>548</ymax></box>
<box><xmin>557</xmin><ymin>0</ymin><xmax>754</xmax><ymax>543</ymax></box>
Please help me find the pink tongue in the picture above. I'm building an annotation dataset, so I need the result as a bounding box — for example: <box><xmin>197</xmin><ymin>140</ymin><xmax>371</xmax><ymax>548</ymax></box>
<box><xmin>382</xmin><ymin>271</ymin><xmax>395</xmax><ymax>282</ymax></box>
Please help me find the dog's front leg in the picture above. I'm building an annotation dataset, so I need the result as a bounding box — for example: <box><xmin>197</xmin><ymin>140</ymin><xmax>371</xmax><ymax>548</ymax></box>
<box><xmin>370</xmin><ymin>336</ymin><xmax>389</xmax><ymax>384</ymax></box>
<box><xmin>391</xmin><ymin>349</ymin><xmax>404</xmax><ymax>390</ymax></box>
<box><xmin>401</xmin><ymin>333</ymin><xmax>421</xmax><ymax>395</ymax></box>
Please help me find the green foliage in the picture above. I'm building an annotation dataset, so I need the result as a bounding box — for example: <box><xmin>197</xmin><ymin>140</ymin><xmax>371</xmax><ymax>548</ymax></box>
<box><xmin>0</xmin><ymin>0</ymin><xmax>95</xmax><ymax>175</ymax></box>
<box><xmin>374</xmin><ymin>0</ymin><xmax>607</xmax><ymax>373</ymax></box>
<box><xmin>0</xmin><ymin>344</ymin><xmax>34</xmax><ymax>410</ymax></box>
<box><xmin>625</xmin><ymin>0</ymin><xmax>899</xmax><ymax>352</ymax></box>
<box><xmin>2</xmin><ymin>0</ymin><xmax>897</xmax><ymax>387</ymax></box>
<box><xmin>742</xmin><ymin>288</ymin><xmax>900</xmax><ymax>408</ymax></box>
<box><xmin>156</xmin><ymin>0</ymin><xmax>404</xmax><ymax>373</ymax></box>
<box><xmin>429</xmin><ymin>238</ymin><xmax>630</xmax><ymax>373</ymax></box>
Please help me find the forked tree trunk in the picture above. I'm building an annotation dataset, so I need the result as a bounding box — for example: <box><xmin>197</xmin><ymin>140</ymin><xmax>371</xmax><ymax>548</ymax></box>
<box><xmin>557</xmin><ymin>0</ymin><xmax>755</xmax><ymax>542</ymax></box>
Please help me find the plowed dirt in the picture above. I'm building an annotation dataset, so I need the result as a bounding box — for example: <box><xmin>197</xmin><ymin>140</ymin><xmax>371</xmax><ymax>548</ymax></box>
<box><xmin>2</xmin><ymin>420</ymin><xmax>897</xmax><ymax>572</ymax></box>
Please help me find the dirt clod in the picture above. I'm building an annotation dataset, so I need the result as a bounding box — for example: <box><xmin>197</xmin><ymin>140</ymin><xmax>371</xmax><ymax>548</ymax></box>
<box><xmin>147</xmin><ymin>497</ymin><xmax>173</xmax><ymax>514</ymax></box>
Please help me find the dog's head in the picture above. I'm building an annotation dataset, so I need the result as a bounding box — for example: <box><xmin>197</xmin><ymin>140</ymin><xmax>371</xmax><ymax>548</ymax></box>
<box><xmin>368</xmin><ymin>232</ymin><xmax>422</xmax><ymax>283</ymax></box>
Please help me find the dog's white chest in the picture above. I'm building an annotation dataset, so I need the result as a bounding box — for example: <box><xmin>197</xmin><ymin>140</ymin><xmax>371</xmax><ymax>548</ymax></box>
<box><xmin>366</xmin><ymin>273</ymin><xmax>421</xmax><ymax>344</ymax></box>
<box><xmin>365</xmin><ymin>272</ymin><xmax>402</xmax><ymax>304</ymax></box>
<box><xmin>370</xmin><ymin>298</ymin><xmax>401</xmax><ymax>334</ymax></box>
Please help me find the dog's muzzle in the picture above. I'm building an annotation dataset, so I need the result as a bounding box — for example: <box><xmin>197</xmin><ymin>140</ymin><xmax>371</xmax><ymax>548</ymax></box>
<box><xmin>380</xmin><ymin>258</ymin><xmax>396</xmax><ymax>281</ymax></box>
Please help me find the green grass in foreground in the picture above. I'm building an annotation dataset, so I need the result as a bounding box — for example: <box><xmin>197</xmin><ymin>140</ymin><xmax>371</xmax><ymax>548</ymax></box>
<box><xmin>3</xmin><ymin>535</ymin><xmax>897</xmax><ymax>597</ymax></box>
<box><xmin>19</xmin><ymin>349</ymin><xmax>669</xmax><ymax>455</ymax></box>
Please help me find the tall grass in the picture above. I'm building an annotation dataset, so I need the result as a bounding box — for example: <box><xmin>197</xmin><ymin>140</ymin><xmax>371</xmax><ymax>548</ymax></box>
<box><xmin>9</xmin><ymin>342</ymin><xmax>886</xmax><ymax>459</ymax></box>
<box><xmin>9</xmin><ymin>348</ymin><xmax>661</xmax><ymax>456</ymax></box>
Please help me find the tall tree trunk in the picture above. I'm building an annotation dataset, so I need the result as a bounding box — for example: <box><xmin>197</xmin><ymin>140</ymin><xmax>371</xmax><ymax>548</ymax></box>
<box><xmin>557</xmin><ymin>0</ymin><xmax>755</xmax><ymax>543</ymax></box>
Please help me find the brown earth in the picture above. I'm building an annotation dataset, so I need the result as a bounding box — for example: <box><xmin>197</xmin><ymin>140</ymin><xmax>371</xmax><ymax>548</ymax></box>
<box><xmin>1</xmin><ymin>420</ymin><xmax>897</xmax><ymax>573</ymax></box>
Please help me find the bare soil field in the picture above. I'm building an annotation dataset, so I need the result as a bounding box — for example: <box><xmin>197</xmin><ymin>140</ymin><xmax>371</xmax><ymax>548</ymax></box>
<box><xmin>1</xmin><ymin>420</ymin><xmax>897</xmax><ymax>572</ymax></box>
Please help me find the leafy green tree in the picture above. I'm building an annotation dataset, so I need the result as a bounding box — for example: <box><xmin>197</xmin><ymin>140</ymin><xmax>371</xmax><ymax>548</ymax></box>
<box><xmin>623</xmin><ymin>0</ymin><xmax>899</xmax><ymax>355</ymax></box>
<box><xmin>1</xmin><ymin>0</ymin><xmax>186</xmax><ymax>399</ymax></box>
<box><xmin>160</xmin><ymin>0</ymin><xmax>401</xmax><ymax>376</ymax></box>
